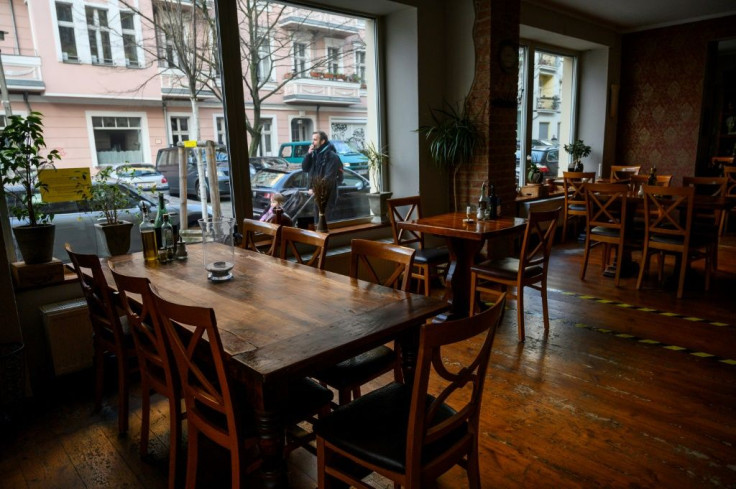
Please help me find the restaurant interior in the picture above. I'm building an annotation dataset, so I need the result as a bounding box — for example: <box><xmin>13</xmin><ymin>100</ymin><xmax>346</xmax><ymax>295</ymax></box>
<box><xmin>1</xmin><ymin>0</ymin><xmax>736</xmax><ymax>488</ymax></box>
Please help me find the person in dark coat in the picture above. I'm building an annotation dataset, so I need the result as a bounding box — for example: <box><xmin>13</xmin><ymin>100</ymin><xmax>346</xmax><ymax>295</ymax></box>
<box><xmin>301</xmin><ymin>131</ymin><xmax>342</xmax><ymax>222</ymax></box>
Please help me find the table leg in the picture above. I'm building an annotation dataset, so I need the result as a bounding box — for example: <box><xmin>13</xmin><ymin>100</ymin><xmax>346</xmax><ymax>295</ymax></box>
<box><xmin>439</xmin><ymin>237</ymin><xmax>484</xmax><ymax>320</ymax></box>
<box><xmin>252</xmin><ymin>385</ymin><xmax>288</xmax><ymax>489</ymax></box>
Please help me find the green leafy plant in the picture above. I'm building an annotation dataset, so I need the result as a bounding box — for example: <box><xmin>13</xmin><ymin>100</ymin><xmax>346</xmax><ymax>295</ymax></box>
<box><xmin>0</xmin><ymin>112</ymin><xmax>61</xmax><ymax>226</ymax></box>
<box><xmin>563</xmin><ymin>139</ymin><xmax>592</xmax><ymax>168</ymax></box>
<box><xmin>80</xmin><ymin>165</ymin><xmax>133</xmax><ymax>225</ymax></box>
<box><xmin>416</xmin><ymin>100</ymin><xmax>483</xmax><ymax>211</ymax></box>
<box><xmin>360</xmin><ymin>141</ymin><xmax>389</xmax><ymax>193</ymax></box>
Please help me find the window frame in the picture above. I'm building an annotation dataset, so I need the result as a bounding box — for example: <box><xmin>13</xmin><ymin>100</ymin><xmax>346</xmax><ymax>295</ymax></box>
<box><xmin>85</xmin><ymin>6</ymin><xmax>113</xmax><ymax>65</ymax></box>
<box><xmin>55</xmin><ymin>2</ymin><xmax>79</xmax><ymax>62</ymax></box>
<box><xmin>85</xmin><ymin>110</ymin><xmax>150</xmax><ymax>167</ymax></box>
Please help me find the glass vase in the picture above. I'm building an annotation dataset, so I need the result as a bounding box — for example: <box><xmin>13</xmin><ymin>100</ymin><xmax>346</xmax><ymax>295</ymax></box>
<box><xmin>198</xmin><ymin>217</ymin><xmax>235</xmax><ymax>281</ymax></box>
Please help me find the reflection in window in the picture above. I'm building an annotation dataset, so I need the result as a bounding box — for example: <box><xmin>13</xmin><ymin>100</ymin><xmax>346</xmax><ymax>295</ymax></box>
<box><xmin>86</xmin><ymin>6</ymin><xmax>112</xmax><ymax>65</ymax></box>
<box><xmin>56</xmin><ymin>2</ymin><xmax>78</xmax><ymax>62</ymax></box>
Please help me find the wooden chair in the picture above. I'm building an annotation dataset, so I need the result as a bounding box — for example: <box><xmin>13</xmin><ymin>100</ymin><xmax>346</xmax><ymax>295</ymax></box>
<box><xmin>580</xmin><ymin>183</ymin><xmax>629</xmax><ymax>286</ymax></box>
<box><xmin>387</xmin><ymin>196</ymin><xmax>449</xmax><ymax>296</ymax></box>
<box><xmin>242</xmin><ymin>218</ymin><xmax>281</xmax><ymax>256</ymax></box>
<box><xmin>636</xmin><ymin>185</ymin><xmax>713</xmax><ymax>299</ymax></box>
<box><xmin>720</xmin><ymin>166</ymin><xmax>736</xmax><ymax>235</ymax></box>
<box><xmin>561</xmin><ymin>172</ymin><xmax>595</xmax><ymax>243</ymax></box>
<box><xmin>315</xmin><ymin>239</ymin><xmax>415</xmax><ymax>406</ymax></box>
<box><xmin>65</xmin><ymin>243</ymin><xmax>136</xmax><ymax>435</ymax></box>
<box><xmin>682</xmin><ymin>176</ymin><xmax>726</xmax><ymax>269</ymax></box>
<box><xmin>280</xmin><ymin>226</ymin><xmax>329</xmax><ymax>269</ymax></box>
<box><xmin>109</xmin><ymin>266</ymin><xmax>183</xmax><ymax>489</ymax></box>
<box><xmin>610</xmin><ymin>165</ymin><xmax>641</xmax><ymax>182</ymax></box>
<box><xmin>629</xmin><ymin>174</ymin><xmax>673</xmax><ymax>197</ymax></box>
<box><xmin>469</xmin><ymin>208</ymin><xmax>560</xmax><ymax>342</ymax></box>
<box><xmin>149</xmin><ymin>288</ymin><xmax>260</xmax><ymax>489</ymax></box>
<box><xmin>314</xmin><ymin>294</ymin><xmax>506</xmax><ymax>489</ymax></box>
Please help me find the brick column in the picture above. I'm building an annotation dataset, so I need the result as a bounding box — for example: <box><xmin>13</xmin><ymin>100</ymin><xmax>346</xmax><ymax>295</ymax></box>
<box><xmin>461</xmin><ymin>0</ymin><xmax>520</xmax><ymax>213</ymax></box>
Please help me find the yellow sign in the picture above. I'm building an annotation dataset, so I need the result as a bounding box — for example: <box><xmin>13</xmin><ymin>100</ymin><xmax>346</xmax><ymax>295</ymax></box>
<box><xmin>183</xmin><ymin>140</ymin><xmax>197</xmax><ymax>148</ymax></box>
<box><xmin>38</xmin><ymin>168</ymin><xmax>91</xmax><ymax>202</ymax></box>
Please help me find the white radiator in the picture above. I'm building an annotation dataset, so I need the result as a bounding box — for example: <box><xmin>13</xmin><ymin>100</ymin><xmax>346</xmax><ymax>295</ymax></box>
<box><xmin>39</xmin><ymin>299</ymin><xmax>94</xmax><ymax>376</ymax></box>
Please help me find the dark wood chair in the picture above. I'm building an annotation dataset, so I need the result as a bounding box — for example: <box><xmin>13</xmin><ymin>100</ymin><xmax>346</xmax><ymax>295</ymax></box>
<box><xmin>610</xmin><ymin>165</ymin><xmax>641</xmax><ymax>182</ymax></box>
<box><xmin>149</xmin><ymin>287</ymin><xmax>260</xmax><ymax>489</ymax></box>
<box><xmin>682</xmin><ymin>176</ymin><xmax>726</xmax><ymax>269</ymax></box>
<box><xmin>580</xmin><ymin>183</ymin><xmax>630</xmax><ymax>286</ymax></box>
<box><xmin>561</xmin><ymin>171</ymin><xmax>596</xmax><ymax>242</ymax></box>
<box><xmin>636</xmin><ymin>185</ymin><xmax>713</xmax><ymax>299</ymax></box>
<box><xmin>65</xmin><ymin>243</ymin><xmax>136</xmax><ymax>435</ymax></box>
<box><xmin>109</xmin><ymin>266</ymin><xmax>183</xmax><ymax>489</ymax></box>
<box><xmin>720</xmin><ymin>166</ymin><xmax>736</xmax><ymax>235</ymax></box>
<box><xmin>629</xmin><ymin>174</ymin><xmax>673</xmax><ymax>197</ymax></box>
<box><xmin>315</xmin><ymin>239</ymin><xmax>415</xmax><ymax>406</ymax></box>
<box><xmin>280</xmin><ymin>226</ymin><xmax>330</xmax><ymax>269</ymax></box>
<box><xmin>469</xmin><ymin>208</ymin><xmax>560</xmax><ymax>342</ymax></box>
<box><xmin>242</xmin><ymin>218</ymin><xmax>281</xmax><ymax>256</ymax></box>
<box><xmin>387</xmin><ymin>196</ymin><xmax>449</xmax><ymax>296</ymax></box>
<box><xmin>314</xmin><ymin>294</ymin><xmax>506</xmax><ymax>489</ymax></box>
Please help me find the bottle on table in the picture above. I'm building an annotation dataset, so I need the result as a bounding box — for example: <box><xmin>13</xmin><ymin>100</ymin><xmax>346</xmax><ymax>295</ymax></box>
<box><xmin>477</xmin><ymin>181</ymin><xmax>487</xmax><ymax>220</ymax></box>
<box><xmin>647</xmin><ymin>166</ymin><xmax>657</xmax><ymax>186</ymax></box>
<box><xmin>488</xmin><ymin>184</ymin><xmax>499</xmax><ymax>219</ymax></box>
<box><xmin>153</xmin><ymin>192</ymin><xmax>167</xmax><ymax>246</ymax></box>
<box><xmin>139</xmin><ymin>206</ymin><xmax>158</xmax><ymax>263</ymax></box>
<box><xmin>161</xmin><ymin>213</ymin><xmax>175</xmax><ymax>262</ymax></box>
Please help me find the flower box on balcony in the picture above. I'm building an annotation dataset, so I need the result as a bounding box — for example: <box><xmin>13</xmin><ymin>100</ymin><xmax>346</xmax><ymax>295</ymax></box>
<box><xmin>284</xmin><ymin>72</ymin><xmax>294</xmax><ymax>80</ymax></box>
<box><xmin>323</xmin><ymin>73</ymin><xmax>335</xmax><ymax>80</ymax></box>
<box><xmin>335</xmin><ymin>74</ymin><xmax>347</xmax><ymax>81</ymax></box>
<box><xmin>310</xmin><ymin>71</ymin><xmax>323</xmax><ymax>79</ymax></box>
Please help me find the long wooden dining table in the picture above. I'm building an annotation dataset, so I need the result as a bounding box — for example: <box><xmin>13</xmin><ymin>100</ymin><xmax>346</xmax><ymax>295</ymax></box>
<box><xmin>105</xmin><ymin>244</ymin><xmax>449</xmax><ymax>488</ymax></box>
<box><xmin>398</xmin><ymin>212</ymin><xmax>527</xmax><ymax>318</ymax></box>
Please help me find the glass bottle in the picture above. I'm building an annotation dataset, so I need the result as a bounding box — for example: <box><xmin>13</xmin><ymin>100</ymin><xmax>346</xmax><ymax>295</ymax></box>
<box><xmin>477</xmin><ymin>181</ymin><xmax>487</xmax><ymax>220</ymax></box>
<box><xmin>647</xmin><ymin>166</ymin><xmax>657</xmax><ymax>186</ymax></box>
<box><xmin>139</xmin><ymin>207</ymin><xmax>158</xmax><ymax>263</ymax></box>
<box><xmin>153</xmin><ymin>192</ymin><xmax>168</xmax><ymax>247</ymax></box>
<box><xmin>488</xmin><ymin>184</ymin><xmax>499</xmax><ymax>219</ymax></box>
<box><xmin>161</xmin><ymin>213</ymin><xmax>174</xmax><ymax>261</ymax></box>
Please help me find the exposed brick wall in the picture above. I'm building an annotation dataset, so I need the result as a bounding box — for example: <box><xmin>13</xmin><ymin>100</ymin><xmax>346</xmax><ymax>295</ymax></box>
<box><xmin>618</xmin><ymin>15</ymin><xmax>736</xmax><ymax>182</ymax></box>
<box><xmin>459</xmin><ymin>0</ymin><xmax>520</xmax><ymax>213</ymax></box>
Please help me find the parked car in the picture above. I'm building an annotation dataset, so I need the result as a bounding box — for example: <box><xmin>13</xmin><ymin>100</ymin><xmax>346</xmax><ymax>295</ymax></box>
<box><xmin>110</xmin><ymin>164</ymin><xmax>169</xmax><ymax>191</ymax></box>
<box><xmin>5</xmin><ymin>183</ymin><xmax>207</xmax><ymax>261</ymax></box>
<box><xmin>278</xmin><ymin>140</ymin><xmax>370</xmax><ymax>176</ymax></box>
<box><xmin>155</xmin><ymin>146</ymin><xmax>230</xmax><ymax>200</ymax></box>
<box><xmin>251</xmin><ymin>167</ymin><xmax>370</xmax><ymax>221</ymax></box>
<box><xmin>248</xmin><ymin>156</ymin><xmax>292</xmax><ymax>177</ymax></box>
<box><xmin>515</xmin><ymin>146</ymin><xmax>559</xmax><ymax>181</ymax></box>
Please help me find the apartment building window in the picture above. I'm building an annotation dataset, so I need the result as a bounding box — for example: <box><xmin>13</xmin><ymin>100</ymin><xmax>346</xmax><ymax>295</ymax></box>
<box><xmin>294</xmin><ymin>42</ymin><xmax>307</xmax><ymax>76</ymax></box>
<box><xmin>355</xmin><ymin>49</ymin><xmax>366</xmax><ymax>83</ymax></box>
<box><xmin>216</xmin><ymin>117</ymin><xmax>226</xmax><ymax>145</ymax></box>
<box><xmin>256</xmin><ymin>33</ymin><xmax>273</xmax><ymax>83</ymax></box>
<box><xmin>90</xmin><ymin>115</ymin><xmax>143</xmax><ymax>165</ymax></box>
<box><xmin>170</xmin><ymin>117</ymin><xmax>190</xmax><ymax>145</ymax></box>
<box><xmin>260</xmin><ymin>119</ymin><xmax>273</xmax><ymax>156</ymax></box>
<box><xmin>86</xmin><ymin>7</ymin><xmax>113</xmax><ymax>65</ymax></box>
<box><xmin>56</xmin><ymin>3</ymin><xmax>78</xmax><ymax>62</ymax></box>
<box><xmin>121</xmin><ymin>12</ymin><xmax>140</xmax><ymax>67</ymax></box>
<box><xmin>327</xmin><ymin>47</ymin><xmax>340</xmax><ymax>75</ymax></box>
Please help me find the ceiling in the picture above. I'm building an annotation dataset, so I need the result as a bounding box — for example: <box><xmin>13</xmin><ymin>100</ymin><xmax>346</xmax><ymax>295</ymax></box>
<box><xmin>530</xmin><ymin>0</ymin><xmax>736</xmax><ymax>33</ymax></box>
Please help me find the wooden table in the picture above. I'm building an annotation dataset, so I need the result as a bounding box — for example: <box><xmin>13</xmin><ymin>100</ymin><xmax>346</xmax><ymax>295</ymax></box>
<box><xmin>106</xmin><ymin>245</ymin><xmax>448</xmax><ymax>488</ymax></box>
<box><xmin>398</xmin><ymin>213</ymin><xmax>527</xmax><ymax>318</ymax></box>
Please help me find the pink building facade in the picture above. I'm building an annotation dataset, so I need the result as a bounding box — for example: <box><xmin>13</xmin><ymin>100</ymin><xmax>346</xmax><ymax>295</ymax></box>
<box><xmin>0</xmin><ymin>0</ymin><xmax>369</xmax><ymax>170</ymax></box>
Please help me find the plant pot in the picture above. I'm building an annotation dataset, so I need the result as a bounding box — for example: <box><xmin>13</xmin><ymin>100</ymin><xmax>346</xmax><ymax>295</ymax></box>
<box><xmin>527</xmin><ymin>170</ymin><xmax>543</xmax><ymax>184</ymax></box>
<box><xmin>367</xmin><ymin>192</ymin><xmax>393</xmax><ymax>224</ymax></box>
<box><xmin>12</xmin><ymin>224</ymin><xmax>55</xmax><ymax>264</ymax></box>
<box><xmin>96</xmin><ymin>221</ymin><xmax>134</xmax><ymax>256</ymax></box>
<box><xmin>568</xmin><ymin>160</ymin><xmax>584</xmax><ymax>172</ymax></box>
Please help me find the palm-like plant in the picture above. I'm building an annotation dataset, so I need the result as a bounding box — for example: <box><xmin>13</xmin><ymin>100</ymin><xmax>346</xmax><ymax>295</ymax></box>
<box><xmin>417</xmin><ymin>100</ymin><xmax>483</xmax><ymax>211</ymax></box>
<box><xmin>360</xmin><ymin>141</ymin><xmax>389</xmax><ymax>193</ymax></box>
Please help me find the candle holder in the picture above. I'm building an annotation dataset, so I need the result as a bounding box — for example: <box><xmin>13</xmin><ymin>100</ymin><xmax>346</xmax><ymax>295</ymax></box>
<box><xmin>198</xmin><ymin>217</ymin><xmax>235</xmax><ymax>282</ymax></box>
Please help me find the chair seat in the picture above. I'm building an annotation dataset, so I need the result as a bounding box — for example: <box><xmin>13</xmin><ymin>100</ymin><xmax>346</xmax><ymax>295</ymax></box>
<box><xmin>568</xmin><ymin>204</ymin><xmax>586</xmax><ymax>212</ymax></box>
<box><xmin>314</xmin><ymin>382</ymin><xmax>465</xmax><ymax>474</ymax></box>
<box><xmin>471</xmin><ymin>257</ymin><xmax>543</xmax><ymax>281</ymax></box>
<box><xmin>314</xmin><ymin>346</ymin><xmax>396</xmax><ymax>390</ymax></box>
<box><xmin>590</xmin><ymin>226</ymin><xmax>621</xmax><ymax>238</ymax></box>
<box><xmin>287</xmin><ymin>377</ymin><xmax>334</xmax><ymax>423</ymax></box>
<box><xmin>414</xmin><ymin>247</ymin><xmax>449</xmax><ymax>265</ymax></box>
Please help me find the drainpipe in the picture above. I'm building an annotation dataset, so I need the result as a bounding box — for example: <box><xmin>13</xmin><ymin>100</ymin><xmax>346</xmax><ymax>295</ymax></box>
<box><xmin>162</xmin><ymin>101</ymin><xmax>170</xmax><ymax>145</ymax></box>
<box><xmin>9</xmin><ymin>0</ymin><xmax>20</xmax><ymax>54</ymax></box>
<box><xmin>22</xmin><ymin>92</ymin><xmax>31</xmax><ymax>112</ymax></box>
<box><xmin>316</xmin><ymin>104</ymin><xmax>320</xmax><ymax>132</ymax></box>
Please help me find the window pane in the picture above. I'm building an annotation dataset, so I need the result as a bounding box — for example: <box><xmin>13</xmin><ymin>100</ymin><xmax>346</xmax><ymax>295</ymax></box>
<box><xmin>60</xmin><ymin>27</ymin><xmax>78</xmax><ymax>60</ymax></box>
<box><xmin>121</xmin><ymin>12</ymin><xmax>134</xmax><ymax>30</ymax></box>
<box><xmin>98</xmin><ymin>10</ymin><xmax>108</xmax><ymax>28</ymax></box>
<box><xmin>101</xmin><ymin>31</ymin><xmax>112</xmax><ymax>62</ymax></box>
<box><xmin>56</xmin><ymin>3</ymin><xmax>73</xmax><ymax>22</ymax></box>
<box><xmin>88</xmin><ymin>31</ymin><xmax>99</xmax><ymax>59</ymax></box>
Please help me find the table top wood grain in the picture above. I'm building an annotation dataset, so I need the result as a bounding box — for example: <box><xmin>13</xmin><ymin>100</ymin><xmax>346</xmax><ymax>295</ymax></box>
<box><xmin>397</xmin><ymin>212</ymin><xmax>527</xmax><ymax>241</ymax></box>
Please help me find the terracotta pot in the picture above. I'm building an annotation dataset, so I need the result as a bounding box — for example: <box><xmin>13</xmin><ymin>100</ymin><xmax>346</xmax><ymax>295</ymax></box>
<box><xmin>96</xmin><ymin>221</ymin><xmax>134</xmax><ymax>256</ymax></box>
<box><xmin>12</xmin><ymin>224</ymin><xmax>55</xmax><ymax>264</ymax></box>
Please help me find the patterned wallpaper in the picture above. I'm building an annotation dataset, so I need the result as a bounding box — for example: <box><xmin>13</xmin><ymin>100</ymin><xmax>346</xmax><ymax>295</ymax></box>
<box><xmin>618</xmin><ymin>16</ymin><xmax>736</xmax><ymax>182</ymax></box>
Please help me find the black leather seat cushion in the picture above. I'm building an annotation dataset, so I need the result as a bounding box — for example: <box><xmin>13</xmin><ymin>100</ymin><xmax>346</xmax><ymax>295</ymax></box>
<box><xmin>286</xmin><ymin>377</ymin><xmax>334</xmax><ymax>423</ymax></box>
<box><xmin>568</xmin><ymin>204</ymin><xmax>586</xmax><ymax>212</ymax></box>
<box><xmin>314</xmin><ymin>382</ymin><xmax>466</xmax><ymax>474</ymax></box>
<box><xmin>590</xmin><ymin>226</ymin><xmax>621</xmax><ymax>238</ymax></box>
<box><xmin>315</xmin><ymin>346</ymin><xmax>396</xmax><ymax>389</ymax></box>
<box><xmin>471</xmin><ymin>257</ymin><xmax>542</xmax><ymax>281</ymax></box>
<box><xmin>414</xmin><ymin>247</ymin><xmax>449</xmax><ymax>265</ymax></box>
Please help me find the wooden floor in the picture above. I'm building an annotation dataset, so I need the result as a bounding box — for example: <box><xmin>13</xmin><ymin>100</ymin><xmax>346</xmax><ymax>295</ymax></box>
<box><xmin>1</xmin><ymin>236</ymin><xmax>735</xmax><ymax>488</ymax></box>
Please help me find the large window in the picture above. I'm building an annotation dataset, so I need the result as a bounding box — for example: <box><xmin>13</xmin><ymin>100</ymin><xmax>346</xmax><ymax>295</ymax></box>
<box><xmin>170</xmin><ymin>117</ymin><xmax>190</xmax><ymax>145</ymax></box>
<box><xmin>86</xmin><ymin>7</ymin><xmax>113</xmax><ymax>65</ymax></box>
<box><xmin>120</xmin><ymin>11</ymin><xmax>140</xmax><ymax>67</ymax></box>
<box><xmin>293</xmin><ymin>42</ymin><xmax>307</xmax><ymax>75</ymax></box>
<box><xmin>327</xmin><ymin>46</ymin><xmax>340</xmax><ymax>74</ymax></box>
<box><xmin>90</xmin><ymin>115</ymin><xmax>144</xmax><ymax>165</ymax></box>
<box><xmin>56</xmin><ymin>2</ymin><xmax>78</xmax><ymax>62</ymax></box>
<box><xmin>517</xmin><ymin>45</ymin><xmax>577</xmax><ymax>187</ymax></box>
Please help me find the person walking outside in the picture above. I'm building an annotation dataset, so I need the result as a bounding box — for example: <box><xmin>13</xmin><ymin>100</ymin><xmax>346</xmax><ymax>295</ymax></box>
<box><xmin>302</xmin><ymin>131</ymin><xmax>342</xmax><ymax>222</ymax></box>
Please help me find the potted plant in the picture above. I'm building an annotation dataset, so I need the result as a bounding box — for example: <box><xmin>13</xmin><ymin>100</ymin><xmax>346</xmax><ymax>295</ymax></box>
<box><xmin>416</xmin><ymin>99</ymin><xmax>483</xmax><ymax>212</ymax></box>
<box><xmin>80</xmin><ymin>165</ymin><xmax>135</xmax><ymax>256</ymax></box>
<box><xmin>526</xmin><ymin>156</ymin><xmax>543</xmax><ymax>183</ymax></box>
<box><xmin>0</xmin><ymin>112</ymin><xmax>61</xmax><ymax>264</ymax></box>
<box><xmin>563</xmin><ymin>139</ymin><xmax>591</xmax><ymax>172</ymax></box>
<box><xmin>360</xmin><ymin>142</ymin><xmax>392</xmax><ymax>223</ymax></box>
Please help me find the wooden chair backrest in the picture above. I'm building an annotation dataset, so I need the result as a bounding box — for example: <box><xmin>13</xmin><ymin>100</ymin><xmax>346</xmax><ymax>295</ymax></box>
<box><xmin>724</xmin><ymin>166</ymin><xmax>736</xmax><ymax>197</ymax></box>
<box><xmin>682</xmin><ymin>176</ymin><xmax>727</xmax><ymax>197</ymax></box>
<box><xmin>405</xmin><ymin>295</ymin><xmax>506</xmax><ymax>481</ymax></box>
<box><xmin>562</xmin><ymin>172</ymin><xmax>596</xmax><ymax>208</ymax></box>
<box><xmin>242</xmin><ymin>218</ymin><xmax>281</xmax><ymax>256</ymax></box>
<box><xmin>517</xmin><ymin>208</ymin><xmax>560</xmax><ymax>282</ymax></box>
<box><xmin>280</xmin><ymin>226</ymin><xmax>330</xmax><ymax>269</ymax></box>
<box><xmin>150</xmin><ymin>287</ymin><xmax>240</xmax><ymax>453</ymax></box>
<box><xmin>349</xmin><ymin>239</ymin><xmax>415</xmax><ymax>291</ymax></box>
<box><xmin>65</xmin><ymin>243</ymin><xmax>125</xmax><ymax>347</ymax></box>
<box><xmin>387</xmin><ymin>196</ymin><xmax>425</xmax><ymax>249</ymax></box>
<box><xmin>109</xmin><ymin>266</ymin><xmax>176</xmax><ymax>395</ymax></box>
<box><xmin>610</xmin><ymin>165</ymin><xmax>641</xmax><ymax>181</ymax></box>
<box><xmin>641</xmin><ymin>185</ymin><xmax>694</xmax><ymax>249</ymax></box>
<box><xmin>585</xmin><ymin>183</ymin><xmax>628</xmax><ymax>235</ymax></box>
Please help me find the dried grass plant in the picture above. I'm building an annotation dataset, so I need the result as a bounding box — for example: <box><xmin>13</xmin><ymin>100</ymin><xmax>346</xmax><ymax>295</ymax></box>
<box><xmin>311</xmin><ymin>176</ymin><xmax>332</xmax><ymax>215</ymax></box>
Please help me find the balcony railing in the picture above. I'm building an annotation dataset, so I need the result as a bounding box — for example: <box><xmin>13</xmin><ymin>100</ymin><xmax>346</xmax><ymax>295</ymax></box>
<box><xmin>536</xmin><ymin>96</ymin><xmax>560</xmax><ymax>111</ymax></box>
<box><xmin>282</xmin><ymin>77</ymin><xmax>361</xmax><ymax>106</ymax></box>
<box><xmin>0</xmin><ymin>53</ymin><xmax>44</xmax><ymax>92</ymax></box>
<box><xmin>278</xmin><ymin>9</ymin><xmax>361</xmax><ymax>37</ymax></box>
